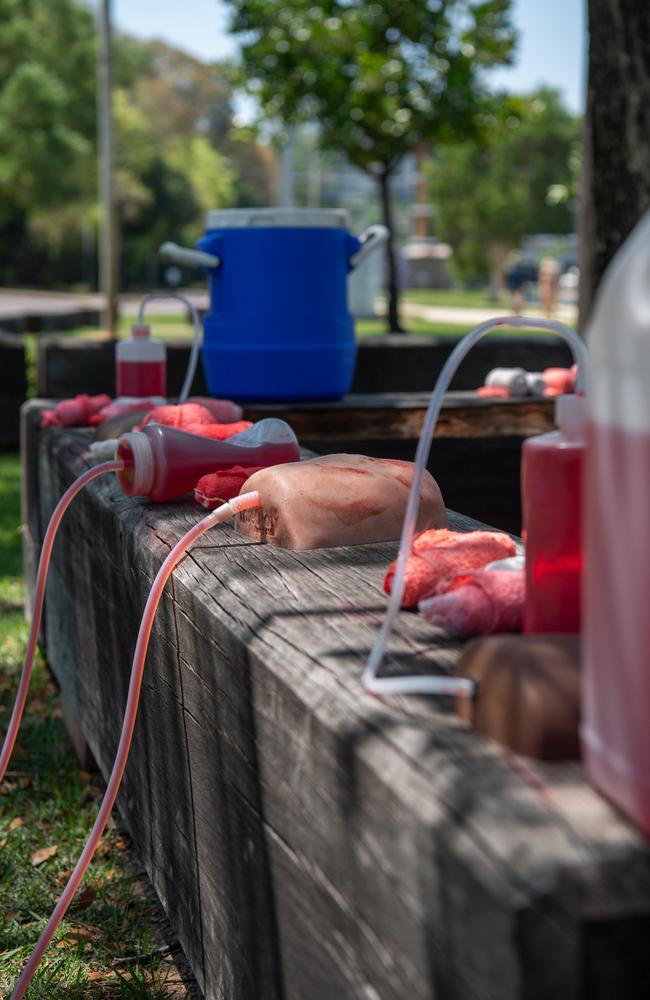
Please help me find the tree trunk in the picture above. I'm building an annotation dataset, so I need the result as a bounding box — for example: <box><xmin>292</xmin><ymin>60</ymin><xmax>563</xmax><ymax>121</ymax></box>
<box><xmin>579</xmin><ymin>0</ymin><xmax>650</xmax><ymax>325</ymax></box>
<box><xmin>488</xmin><ymin>242</ymin><xmax>512</xmax><ymax>304</ymax></box>
<box><xmin>378</xmin><ymin>168</ymin><xmax>404</xmax><ymax>333</ymax></box>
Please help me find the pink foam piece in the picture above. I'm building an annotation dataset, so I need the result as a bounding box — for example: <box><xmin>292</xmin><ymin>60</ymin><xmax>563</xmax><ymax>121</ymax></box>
<box><xmin>189</xmin><ymin>396</ymin><xmax>244</xmax><ymax>423</ymax></box>
<box><xmin>384</xmin><ymin>528</ymin><xmax>517</xmax><ymax>608</ymax></box>
<box><xmin>419</xmin><ymin>569</ymin><xmax>525</xmax><ymax>635</ymax></box>
<box><xmin>88</xmin><ymin>399</ymin><xmax>156</xmax><ymax>426</ymax></box>
<box><xmin>543</xmin><ymin>367</ymin><xmax>575</xmax><ymax>394</ymax></box>
<box><xmin>183</xmin><ymin>420</ymin><xmax>253</xmax><ymax>441</ymax></box>
<box><xmin>194</xmin><ymin>466</ymin><xmax>264</xmax><ymax>508</ymax></box>
<box><xmin>137</xmin><ymin>403</ymin><xmax>215</xmax><ymax>431</ymax></box>
<box><xmin>476</xmin><ymin>385</ymin><xmax>510</xmax><ymax>398</ymax></box>
<box><xmin>41</xmin><ymin>394</ymin><xmax>112</xmax><ymax>428</ymax></box>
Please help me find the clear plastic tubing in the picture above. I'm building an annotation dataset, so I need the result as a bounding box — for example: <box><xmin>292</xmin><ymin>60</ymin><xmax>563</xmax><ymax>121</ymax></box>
<box><xmin>362</xmin><ymin>315</ymin><xmax>589</xmax><ymax>700</ymax></box>
<box><xmin>10</xmin><ymin>490</ymin><xmax>260</xmax><ymax>1000</ymax></box>
<box><xmin>137</xmin><ymin>291</ymin><xmax>202</xmax><ymax>403</ymax></box>
<box><xmin>0</xmin><ymin>461</ymin><xmax>123</xmax><ymax>785</ymax></box>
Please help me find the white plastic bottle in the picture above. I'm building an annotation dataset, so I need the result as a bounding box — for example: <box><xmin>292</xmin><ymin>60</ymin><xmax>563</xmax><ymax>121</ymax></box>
<box><xmin>582</xmin><ymin>210</ymin><xmax>650</xmax><ymax>834</ymax></box>
<box><xmin>115</xmin><ymin>323</ymin><xmax>167</xmax><ymax>399</ymax></box>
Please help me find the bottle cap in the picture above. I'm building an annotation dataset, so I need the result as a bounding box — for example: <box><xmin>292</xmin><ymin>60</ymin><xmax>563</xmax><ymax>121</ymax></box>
<box><xmin>117</xmin><ymin>431</ymin><xmax>154</xmax><ymax>496</ymax></box>
<box><xmin>555</xmin><ymin>393</ymin><xmax>587</xmax><ymax>431</ymax></box>
<box><xmin>131</xmin><ymin>323</ymin><xmax>151</xmax><ymax>339</ymax></box>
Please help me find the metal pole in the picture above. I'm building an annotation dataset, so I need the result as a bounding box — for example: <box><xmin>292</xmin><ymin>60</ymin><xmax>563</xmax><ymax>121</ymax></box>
<box><xmin>307</xmin><ymin>127</ymin><xmax>321</xmax><ymax>208</ymax></box>
<box><xmin>97</xmin><ymin>0</ymin><xmax>118</xmax><ymax>334</ymax></box>
<box><xmin>279</xmin><ymin>129</ymin><xmax>296</xmax><ymax>208</ymax></box>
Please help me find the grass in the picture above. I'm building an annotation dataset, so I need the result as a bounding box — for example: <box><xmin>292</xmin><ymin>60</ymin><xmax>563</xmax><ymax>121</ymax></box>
<box><xmin>64</xmin><ymin>315</ymin><xmax>195</xmax><ymax>343</ymax></box>
<box><xmin>355</xmin><ymin>317</ymin><xmax>561</xmax><ymax>340</ymax></box>
<box><xmin>60</xmin><ymin>311</ymin><xmax>563</xmax><ymax>343</ymax></box>
<box><xmin>402</xmin><ymin>287</ymin><xmax>509</xmax><ymax>309</ymax></box>
<box><xmin>0</xmin><ymin>453</ymin><xmax>193</xmax><ymax>998</ymax></box>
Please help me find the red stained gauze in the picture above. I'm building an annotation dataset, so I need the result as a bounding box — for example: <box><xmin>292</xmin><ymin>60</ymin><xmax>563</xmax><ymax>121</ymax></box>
<box><xmin>188</xmin><ymin>397</ymin><xmax>244</xmax><ymax>423</ymax></box>
<box><xmin>418</xmin><ymin>568</ymin><xmax>525</xmax><ymax>636</ymax></box>
<box><xmin>194</xmin><ymin>466</ymin><xmax>264</xmax><ymax>508</ymax></box>
<box><xmin>183</xmin><ymin>421</ymin><xmax>253</xmax><ymax>441</ymax></box>
<box><xmin>42</xmin><ymin>394</ymin><xmax>112</xmax><ymax>428</ymax></box>
<box><xmin>138</xmin><ymin>403</ymin><xmax>216</xmax><ymax>430</ymax></box>
<box><xmin>384</xmin><ymin>528</ymin><xmax>517</xmax><ymax>608</ymax></box>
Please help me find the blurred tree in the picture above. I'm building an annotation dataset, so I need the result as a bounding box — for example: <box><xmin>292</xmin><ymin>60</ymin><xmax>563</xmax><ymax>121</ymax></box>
<box><xmin>0</xmin><ymin>0</ymin><xmax>95</xmax><ymax>239</ymax></box>
<box><xmin>0</xmin><ymin>0</ymin><xmax>275</xmax><ymax>289</ymax></box>
<box><xmin>131</xmin><ymin>41</ymin><xmax>233</xmax><ymax>148</ymax></box>
<box><xmin>226</xmin><ymin>0</ymin><xmax>515</xmax><ymax>331</ymax></box>
<box><xmin>130</xmin><ymin>42</ymin><xmax>276</xmax><ymax>211</ymax></box>
<box><xmin>0</xmin><ymin>0</ymin><xmax>150</xmax><ymax>286</ymax></box>
<box><xmin>429</xmin><ymin>88</ymin><xmax>580</xmax><ymax>290</ymax></box>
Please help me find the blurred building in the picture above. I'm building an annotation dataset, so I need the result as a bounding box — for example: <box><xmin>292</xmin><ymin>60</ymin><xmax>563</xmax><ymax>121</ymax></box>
<box><xmin>401</xmin><ymin>239</ymin><xmax>453</xmax><ymax>289</ymax></box>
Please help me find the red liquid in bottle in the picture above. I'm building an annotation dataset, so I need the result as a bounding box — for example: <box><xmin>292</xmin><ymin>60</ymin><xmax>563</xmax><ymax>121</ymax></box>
<box><xmin>583</xmin><ymin>421</ymin><xmax>650</xmax><ymax>834</ymax></box>
<box><xmin>116</xmin><ymin>359</ymin><xmax>166</xmax><ymax>398</ymax></box>
<box><xmin>116</xmin><ymin>422</ymin><xmax>300</xmax><ymax>502</ymax></box>
<box><xmin>522</xmin><ymin>398</ymin><xmax>585</xmax><ymax>633</ymax></box>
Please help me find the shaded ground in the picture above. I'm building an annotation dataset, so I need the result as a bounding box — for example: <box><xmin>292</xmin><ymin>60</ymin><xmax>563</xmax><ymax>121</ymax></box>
<box><xmin>0</xmin><ymin>453</ymin><xmax>201</xmax><ymax>998</ymax></box>
<box><xmin>0</xmin><ymin>286</ymin><xmax>577</xmax><ymax>338</ymax></box>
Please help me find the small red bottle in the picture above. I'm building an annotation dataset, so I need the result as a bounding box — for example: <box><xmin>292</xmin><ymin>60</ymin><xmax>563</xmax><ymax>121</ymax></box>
<box><xmin>522</xmin><ymin>394</ymin><xmax>586</xmax><ymax>633</ymax></box>
<box><xmin>116</xmin><ymin>324</ymin><xmax>167</xmax><ymax>399</ymax></box>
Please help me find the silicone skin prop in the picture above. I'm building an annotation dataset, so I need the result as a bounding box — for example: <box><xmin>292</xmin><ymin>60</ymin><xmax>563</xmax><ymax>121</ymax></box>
<box><xmin>235</xmin><ymin>454</ymin><xmax>446</xmax><ymax>549</ymax></box>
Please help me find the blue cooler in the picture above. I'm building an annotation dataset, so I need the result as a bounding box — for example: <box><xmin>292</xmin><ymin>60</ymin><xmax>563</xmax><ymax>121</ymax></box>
<box><xmin>161</xmin><ymin>209</ymin><xmax>387</xmax><ymax>402</ymax></box>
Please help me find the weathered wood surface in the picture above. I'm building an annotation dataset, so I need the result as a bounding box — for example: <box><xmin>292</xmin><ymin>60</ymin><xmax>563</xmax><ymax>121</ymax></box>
<box><xmin>244</xmin><ymin>392</ymin><xmax>554</xmax><ymax>441</ymax></box>
<box><xmin>26</xmin><ymin>391</ymin><xmax>553</xmax><ymax>535</ymax></box>
<box><xmin>37</xmin><ymin>334</ymin><xmax>572</xmax><ymax>399</ymax></box>
<box><xmin>22</xmin><ymin>401</ymin><xmax>650</xmax><ymax>1000</ymax></box>
<box><xmin>36</xmin><ymin>335</ymin><xmax>561</xmax><ymax>533</ymax></box>
<box><xmin>0</xmin><ymin>331</ymin><xmax>27</xmax><ymax>447</ymax></box>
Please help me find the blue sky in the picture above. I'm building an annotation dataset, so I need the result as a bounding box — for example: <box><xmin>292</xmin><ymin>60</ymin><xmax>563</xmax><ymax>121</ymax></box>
<box><xmin>114</xmin><ymin>0</ymin><xmax>586</xmax><ymax>114</ymax></box>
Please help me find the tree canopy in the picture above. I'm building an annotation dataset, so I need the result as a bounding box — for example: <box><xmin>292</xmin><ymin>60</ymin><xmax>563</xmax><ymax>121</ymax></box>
<box><xmin>0</xmin><ymin>0</ymin><xmax>276</xmax><ymax>289</ymax></box>
<box><xmin>230</xmin><ymin>0</ymin><xmax>515</xmax><ymax>170</ymax></box>
<box><xmin>227</xmin><ymin>0</ymin><xmax>516</xmax><ymax>329</ymax></box>
<box><xmin>428</xmin><ymin>87</ymin><xmax>580</xmax><ymax>287</ymax></box>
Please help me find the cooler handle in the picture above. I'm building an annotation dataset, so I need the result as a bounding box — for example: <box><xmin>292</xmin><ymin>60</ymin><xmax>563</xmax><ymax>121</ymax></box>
<box><xmin>159</xmin><ymin>241</ymin><xmax>221</xmax><ymax>269</ymax></box>
<box><xmin>349</xmin><ymin>224</ymin><xmax>389</xmax><ymax>269</ymax></box>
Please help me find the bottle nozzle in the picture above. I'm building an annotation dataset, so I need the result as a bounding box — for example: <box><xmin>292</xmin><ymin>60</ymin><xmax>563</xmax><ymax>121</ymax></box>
<box><xmin>555</xmin><ymin>393</ymin><xmax>587</xmax><ymax>432</ymax></box>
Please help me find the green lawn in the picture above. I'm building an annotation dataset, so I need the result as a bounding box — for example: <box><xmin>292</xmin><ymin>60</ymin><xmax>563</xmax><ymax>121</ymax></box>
<box><xmin>402</xmin><ymin>287</ymin><xmax>509</xmax><ymax>309</ymax></box>
<box><xmin>62</xmin><ymin>311</ymin><xmax>561</xmax><ymax>343</ymax></box>
<box><xmin>355</xmin><ymin>317</ymin><xmax>560</xmax><ymax>340</ymax></box>
<box><xmin>66</xmin><ymin>314</ymin><xmax>195</xmax><ymax>342</ymax></box>
<box><xmin>0</xmin><ymin>453</ymin><xmax>191</xmax><ymax>997</ymax></box>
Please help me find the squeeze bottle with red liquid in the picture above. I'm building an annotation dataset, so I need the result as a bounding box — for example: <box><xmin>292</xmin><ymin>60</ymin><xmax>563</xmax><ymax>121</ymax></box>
<box><xmin>582</xmin><ymin>210</ymin><xmax>650</xmax><ymax>835</ymax></box>
<box><xmin>116</xmin><ymin>324</ymin><xmax>167</xmax><ymax>398</ymax></box>
<box><xmin>522</xmin><ymin>393</ymin><xmax>586</xmax><ymax>633</ymax></box>
<box><xmin>115</xmin><ymin>418</ymin><xmax>300</xmax><ymax>502</ymax></box>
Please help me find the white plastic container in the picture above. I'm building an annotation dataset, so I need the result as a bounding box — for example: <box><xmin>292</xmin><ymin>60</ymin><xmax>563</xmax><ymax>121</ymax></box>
<box><xmin>116</xmin><ymin>324</ymin><xmax>167</xmax><ymax>399</ymax></box>
<box><xmin>485</xmin><ymin>367</ymin><xmax>528</xmax><ymax>395</ymax></box>
<box><xmin>582</xmin><ymin>209</ymin><xmax>650</xmax><ymax>834</ymax></box>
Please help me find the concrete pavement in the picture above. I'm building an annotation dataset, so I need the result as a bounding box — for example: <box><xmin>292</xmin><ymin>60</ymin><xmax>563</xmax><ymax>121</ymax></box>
<box><xmin>401</xmin><ymin>298</ymin><xmax>578</xmax><ymax>327</ymax></box>
<box><xmin>0</xmin><ymin>287</ymin><xmax>577</xmax><ymax>330</ymax></box>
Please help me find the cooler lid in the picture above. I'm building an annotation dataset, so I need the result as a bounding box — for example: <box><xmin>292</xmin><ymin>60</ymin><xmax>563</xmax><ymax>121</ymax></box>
<box><xmin>205</xmin><ymin>207</ymin><xmax>349</xmax><ymax>230</ymax></box>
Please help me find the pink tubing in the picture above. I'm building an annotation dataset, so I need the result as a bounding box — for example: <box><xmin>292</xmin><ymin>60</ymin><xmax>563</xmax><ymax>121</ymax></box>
<box><xmin>10</xmin><ymin>490</ymin><xmax>260</xmax><ymax>1000</ymax></box>
<box><xmin>0</xmin><ymin>460</ymin><xmax>123</xmax><ymax>786</ymax></box>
